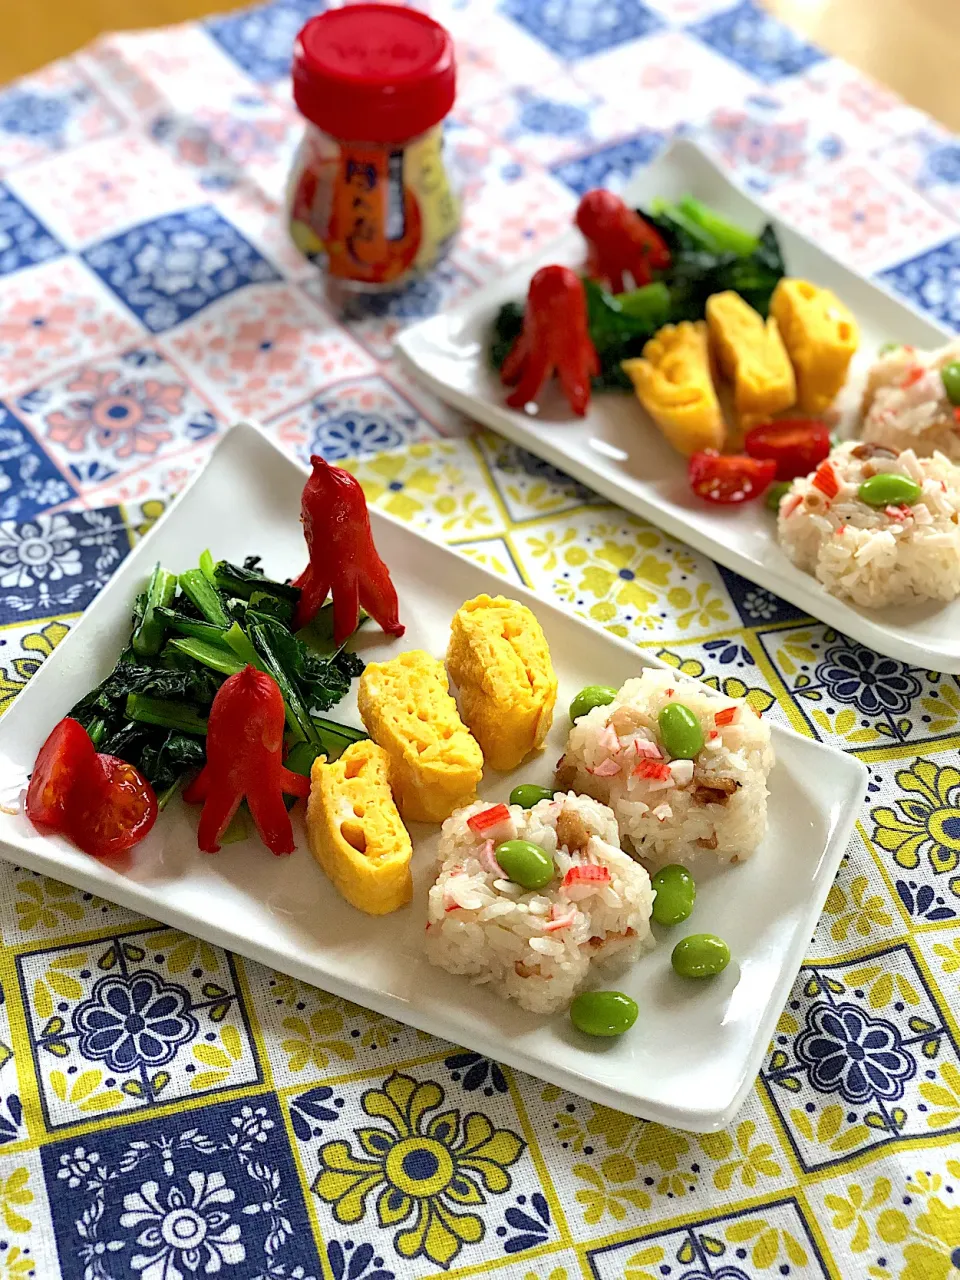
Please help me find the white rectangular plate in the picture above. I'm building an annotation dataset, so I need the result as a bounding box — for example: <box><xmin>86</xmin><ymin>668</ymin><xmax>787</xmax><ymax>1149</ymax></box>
<box><xmin>0</xmin><ymin>424</ymin><xmax>865</xmax><ymax>1131</ymax></box>
<box><xmin>396</xmin><ymin>139</ymin><xmax>959</xmax><ymax>671</ymax></box>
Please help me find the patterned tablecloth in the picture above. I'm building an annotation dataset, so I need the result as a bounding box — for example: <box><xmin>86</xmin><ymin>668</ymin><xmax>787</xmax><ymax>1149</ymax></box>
<box><xmin>0</xmin><ymin>1</ymin><xmax>959</xmax><ymax>1277</ymax></box>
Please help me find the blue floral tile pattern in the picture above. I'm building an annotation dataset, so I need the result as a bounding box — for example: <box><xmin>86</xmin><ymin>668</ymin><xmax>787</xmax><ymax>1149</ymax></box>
<box><xmin>81</xmin><ymin>205</ymin><xmax>281</xmax><ymax>332</ymax></box>
<box><xmin>0</xmin><ymin>90</ymin><xmax>72</xmax><ymax>143</ymax></box>
<box><xmin>42</xmin><ymin>1093</ymin><xmax>317</xmax><ymax>1280</ymax></box>
<box><xmin>689</xmin><ymin>0</ymin><xmax>825</xmax><ymax>83</ymax></box>
<box><xmin>205</xmin><ymin>0</ymin><xmax>326</xmax><ymax>83</ymax></box>
<box><xmin>550</xmin><ymin>130</ymin><xmax>668</xmax><ymax>194</ymax></box>
<box><xmin>517</xmin><ymin>94</ymin><xmax>591</xmax><ymax>138</ymax></box>
<box><xmin>0</xmin><ymin>505</ymin><xmax>128</xmax><ymax>622</ymax></box>
<box><xmin>271</xmin><ymin>374</ymin><xmax>439</xmax><ymax>465</ymax></box>
<box><xmin>0</xmin><ymin>66</ymin><xmax>120</xmax><ymax>170</ymax></box>
<box><xmin>500</xmin><ymin>0</ymin><xmax>664</xmax><ymax>59</ymax></box>
<box><xmin>814</xmin><ymin>642</ymin><xmax>921</xmax><ymax>719</ymax></box>
<box><xmin>877</xmin><ymin>235</ymin><xmax>960</xmax><ymax>330</ymax></box>
<box><xmin>0</xmin><ymin>184</ymin><xmax>64</xmax><ymax>277</ymax></box>
<box><xmin>0</xmin><ymin>404</ymin><xmax>77</xmax><ymax>522</ymax></box>
<box><xmin>921</xmin><ymin>141</ymin><xmax>960</xmax><ymax>186</ymax></box>
<box><xmin>73</xmin><ymin>971</ymin><xmax>199</xmax><ymax>1072</ymax></box>
<box><xmin>717</xmin><ymin>564</ymin><xmax>809</xmax><ymax>626</ymax></box>
<box><xmin>308</xmin><ymin>410</ymin><xmax>405</xmax><ymax>461</ymax></box>
<box><xmin>15</xmin><ymin>927</ymin><xmax>262</xmax><ymax>1129</ymax></box>
<box><xmin>752</xmin><ymin>621</ymin><xmax>960</xmax><ymax>749</ymax></box>
<box><xmin>795</xmin><ymin>1003</ymin><xmax>916</xmax><ymax>1103</ymax></box>
<box><xmin>760</xmin><ymin>942</ymin><xmax>960</xmax><ymax>1172</ymax></box>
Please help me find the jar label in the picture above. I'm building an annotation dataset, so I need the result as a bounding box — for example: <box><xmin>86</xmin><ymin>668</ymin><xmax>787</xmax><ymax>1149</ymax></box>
<box><xmin>289</xmin><ymin>126</ymin><xmax>460</xmax><ymax>285</ymax></box>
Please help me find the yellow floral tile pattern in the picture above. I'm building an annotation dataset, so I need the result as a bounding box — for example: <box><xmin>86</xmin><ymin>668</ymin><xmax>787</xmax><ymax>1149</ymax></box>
<box><xmin>510</xmin><ymin>511</ymin><xmax>731</xmax><ymax>641</ymax></box>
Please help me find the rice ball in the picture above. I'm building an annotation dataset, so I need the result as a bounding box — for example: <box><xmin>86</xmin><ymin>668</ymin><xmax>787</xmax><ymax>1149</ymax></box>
<box><xmin>777</xmin><ymin>441</ymin><xmax>960</xmax><ymax>607</ymax></box>
<box><xmin>860</xmin><ymin>340</ymin><xmax>960</xmax><ymax>460</ymax></box>
<box><xmin>559</xmin><ymin>668</ymin><xmax>774</xmax><ymax>866</ymax></box>
<box><xmin>425</xmin><ymin>793</ymin><xmax>653</xmax><ymax>1014</ymax></box>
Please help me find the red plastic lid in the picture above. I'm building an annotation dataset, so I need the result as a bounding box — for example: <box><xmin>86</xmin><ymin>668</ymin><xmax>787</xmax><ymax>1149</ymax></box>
<box><xmin>293</xmin><ymin>5</ymin><xmax>456</xmax><ymax>144</ymax></box>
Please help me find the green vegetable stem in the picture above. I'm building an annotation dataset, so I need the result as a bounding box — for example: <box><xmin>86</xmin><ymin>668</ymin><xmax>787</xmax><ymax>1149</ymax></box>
<box><xmin>213</xmin><ymin>559</ymin><xmax>300</xmax><ymax>604</ymax></box>
<box><xmin>224</xmin><ymin>621</ymin><xmax>260</xmax><ymax>668</ymax></box>
<box><xmin>169</xmin><ymin>638</ymin><xmax>246</xmax><ymax>677</ymax></box>
<box><xmin>132</xmin><ymin>564</ymin><xmax>177</xmax><ymax>658</ymax></box>
<box><xmin>284</xmin><ymin>741</ymin><xmax>324</xmax><ymax>778</ymax></box>
<box><xmin>154</xmin><ymin>608</ymin><xmax>229</xmax><ymax>646</ymax></box>
<box><xmin>178</xmin><ymin>568</ymin><xmax>231</xmax><ymax>628</ymax></box>
<box><xmin>310</xmin><ymin>716</ymin><xmax>368</xmax><ymax>758</ymax></box>
<box><xmin>248</xmin><ymin>620</ymin><xmax>318</xmax><ymax>744</ymax></box>
<box><xmin>675</xmin><ymin>197</ymin><xmax>760</xmax><ymax>256</ymax></box>
<box><xmin>126</xmin><ymin>693</ymin><xmax>209</xmax><ymax>736</ymax></box>
<box><xmin>199</xmin><ymin>549</ymin><xmax>217</xmax><ymax>585</ymax></box>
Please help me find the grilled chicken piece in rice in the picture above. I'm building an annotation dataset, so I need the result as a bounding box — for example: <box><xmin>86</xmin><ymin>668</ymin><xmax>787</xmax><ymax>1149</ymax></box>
<box><xmin>425</xmin><ymin>794</ymin><xmax>653</xmax><ymax>1014</ymax></box>
<box><xmin>559</xmin><ymin>668</ymin><xmax>773</xmax><ymax>866</ymax></box>
<box><xmin>777</xmin><ymin>442</ymin><xmax>960</xmax><ymax>608</ymax></box>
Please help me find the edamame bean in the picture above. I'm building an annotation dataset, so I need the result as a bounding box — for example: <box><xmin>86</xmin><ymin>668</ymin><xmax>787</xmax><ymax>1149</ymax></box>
<box><xmin>658</xmin><ymin>703</ymin><xmax>704</xmax><ymax>760</ymax></box>
<box><xmin>495</xmin><ymin>839</ymin><xmax>554</xmax><ymax>890</ymax></box>
<box><xmin>509</xmin><ymin>784</ymin><xmax>555</xmax><ymax>809</ymax></box>
<box><xmin>765</xmin><ymin>480</ymin><xmax>791</xmax><ymax>513</ymax></box>
<box><xmin>651</xmin><ymin>864</ymin><xmax>696</xmax><ymax>926</ymax></box>
<box><xmin>570</xmin><ymin>990</ymin><xmax>638</xmax><ymax>1038</ymax></box>
<box><xmin>942</xmin><ymin>361</ymin><xmax>960</xmax><ymax>406</ymax></box>
<box><xmin>671</xmin><ymin>933</ymin><xmax>730</xmax><ymax>979</ymax></box>
<box><xmin>569</xmin><ymin>685</ymin><xmax>617</xmax><ymax>722</ymax></box>
<box><xmin>857</xmin><ymin>473</ymin><xmax>922</xmax><ymax>508</ymax></box>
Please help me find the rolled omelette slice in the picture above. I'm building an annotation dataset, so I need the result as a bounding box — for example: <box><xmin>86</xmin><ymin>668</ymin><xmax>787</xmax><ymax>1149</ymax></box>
<box><xmin>357</xmin><ymin>649</ymin><xmax>484</xmax><ymax>824</ymax></box>
<box><xmin>705</xmin><ymin>290</ymin><xmax>796</xmax><ymax>428</ymax></box>
<box><xmin>306</xmin><ymin>741</ymin><xmax>412</xmax><ymax>915</ymax></box>
<box><xmin>770</xmin><ymin>277</ymin><xmax>859</xmax><ymax>415</ymax></box>
<box><xmin>447</xmin><ymin>593</ymin><xmax>558</xmax><ymax>772</ymax></box>
<box><xmin>621</xmin><ymin>321</ymin><xmax>725</xmax><ymax>457</ymax></box>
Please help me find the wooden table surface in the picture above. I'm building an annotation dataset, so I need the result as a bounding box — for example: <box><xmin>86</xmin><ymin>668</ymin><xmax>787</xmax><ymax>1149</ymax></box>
<box><xmin>4</xmin><ymin>0</ymin><xmax>959</xmax><ymax>131</ymax></box>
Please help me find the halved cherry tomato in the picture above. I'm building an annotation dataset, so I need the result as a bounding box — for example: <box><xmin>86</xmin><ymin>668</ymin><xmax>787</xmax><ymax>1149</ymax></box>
<box><xmin>688</xmin><ymin>451</ymin><xmax>776</xmax><ymax>504</ymax></box>
<box><xmin>68</xmin><ymin>755</ymin><xmax>158</xmax><ymax>858</ymax></box>
<box><xmin>744</xmin><ymin>419</ymin><xmax>831</xmax><ymax>481</ymax></box>
<box><xmin>26</xmin><ymin>717</ymin><xmax>97</xmax><ymax>831</ymax></box>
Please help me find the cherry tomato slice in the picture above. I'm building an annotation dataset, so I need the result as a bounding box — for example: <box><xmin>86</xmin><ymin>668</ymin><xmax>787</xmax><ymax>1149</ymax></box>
<box><xmin>26</xmin><ymin>717</ymin><xmax>97</xmax><ymax>832</ymax></box>
<box><xmin>68</xmin><ymin>754</ymin><xmax>158</xmax><ymax>858</ymax></box>
<box><xmin>688</xmin><ymin>451</ymin><xmax>776</xmax><ymax>504</ymax></box>
<box><xmin>744</xmin><ymin>419</ymin><xmax>831</xmax><ymax>481</ymax></box>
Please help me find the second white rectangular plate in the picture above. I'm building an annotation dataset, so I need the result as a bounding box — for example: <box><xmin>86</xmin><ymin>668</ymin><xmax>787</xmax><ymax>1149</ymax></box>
<box><xmin>396</xmin><ymin>139</ymin><xmax>958</xmax><ymax>670</ymax></box>
<box><xmin>0</xmin><ymin>424</ymin><xmax>864</xmax><ymax>1131</ymax></box>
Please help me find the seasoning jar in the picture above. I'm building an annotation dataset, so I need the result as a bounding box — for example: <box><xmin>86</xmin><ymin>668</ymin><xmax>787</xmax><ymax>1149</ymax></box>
<box><xmin>288</xmin><ymin>4</ymin><xmax>460</xmax><ymax>292</ymax></box>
